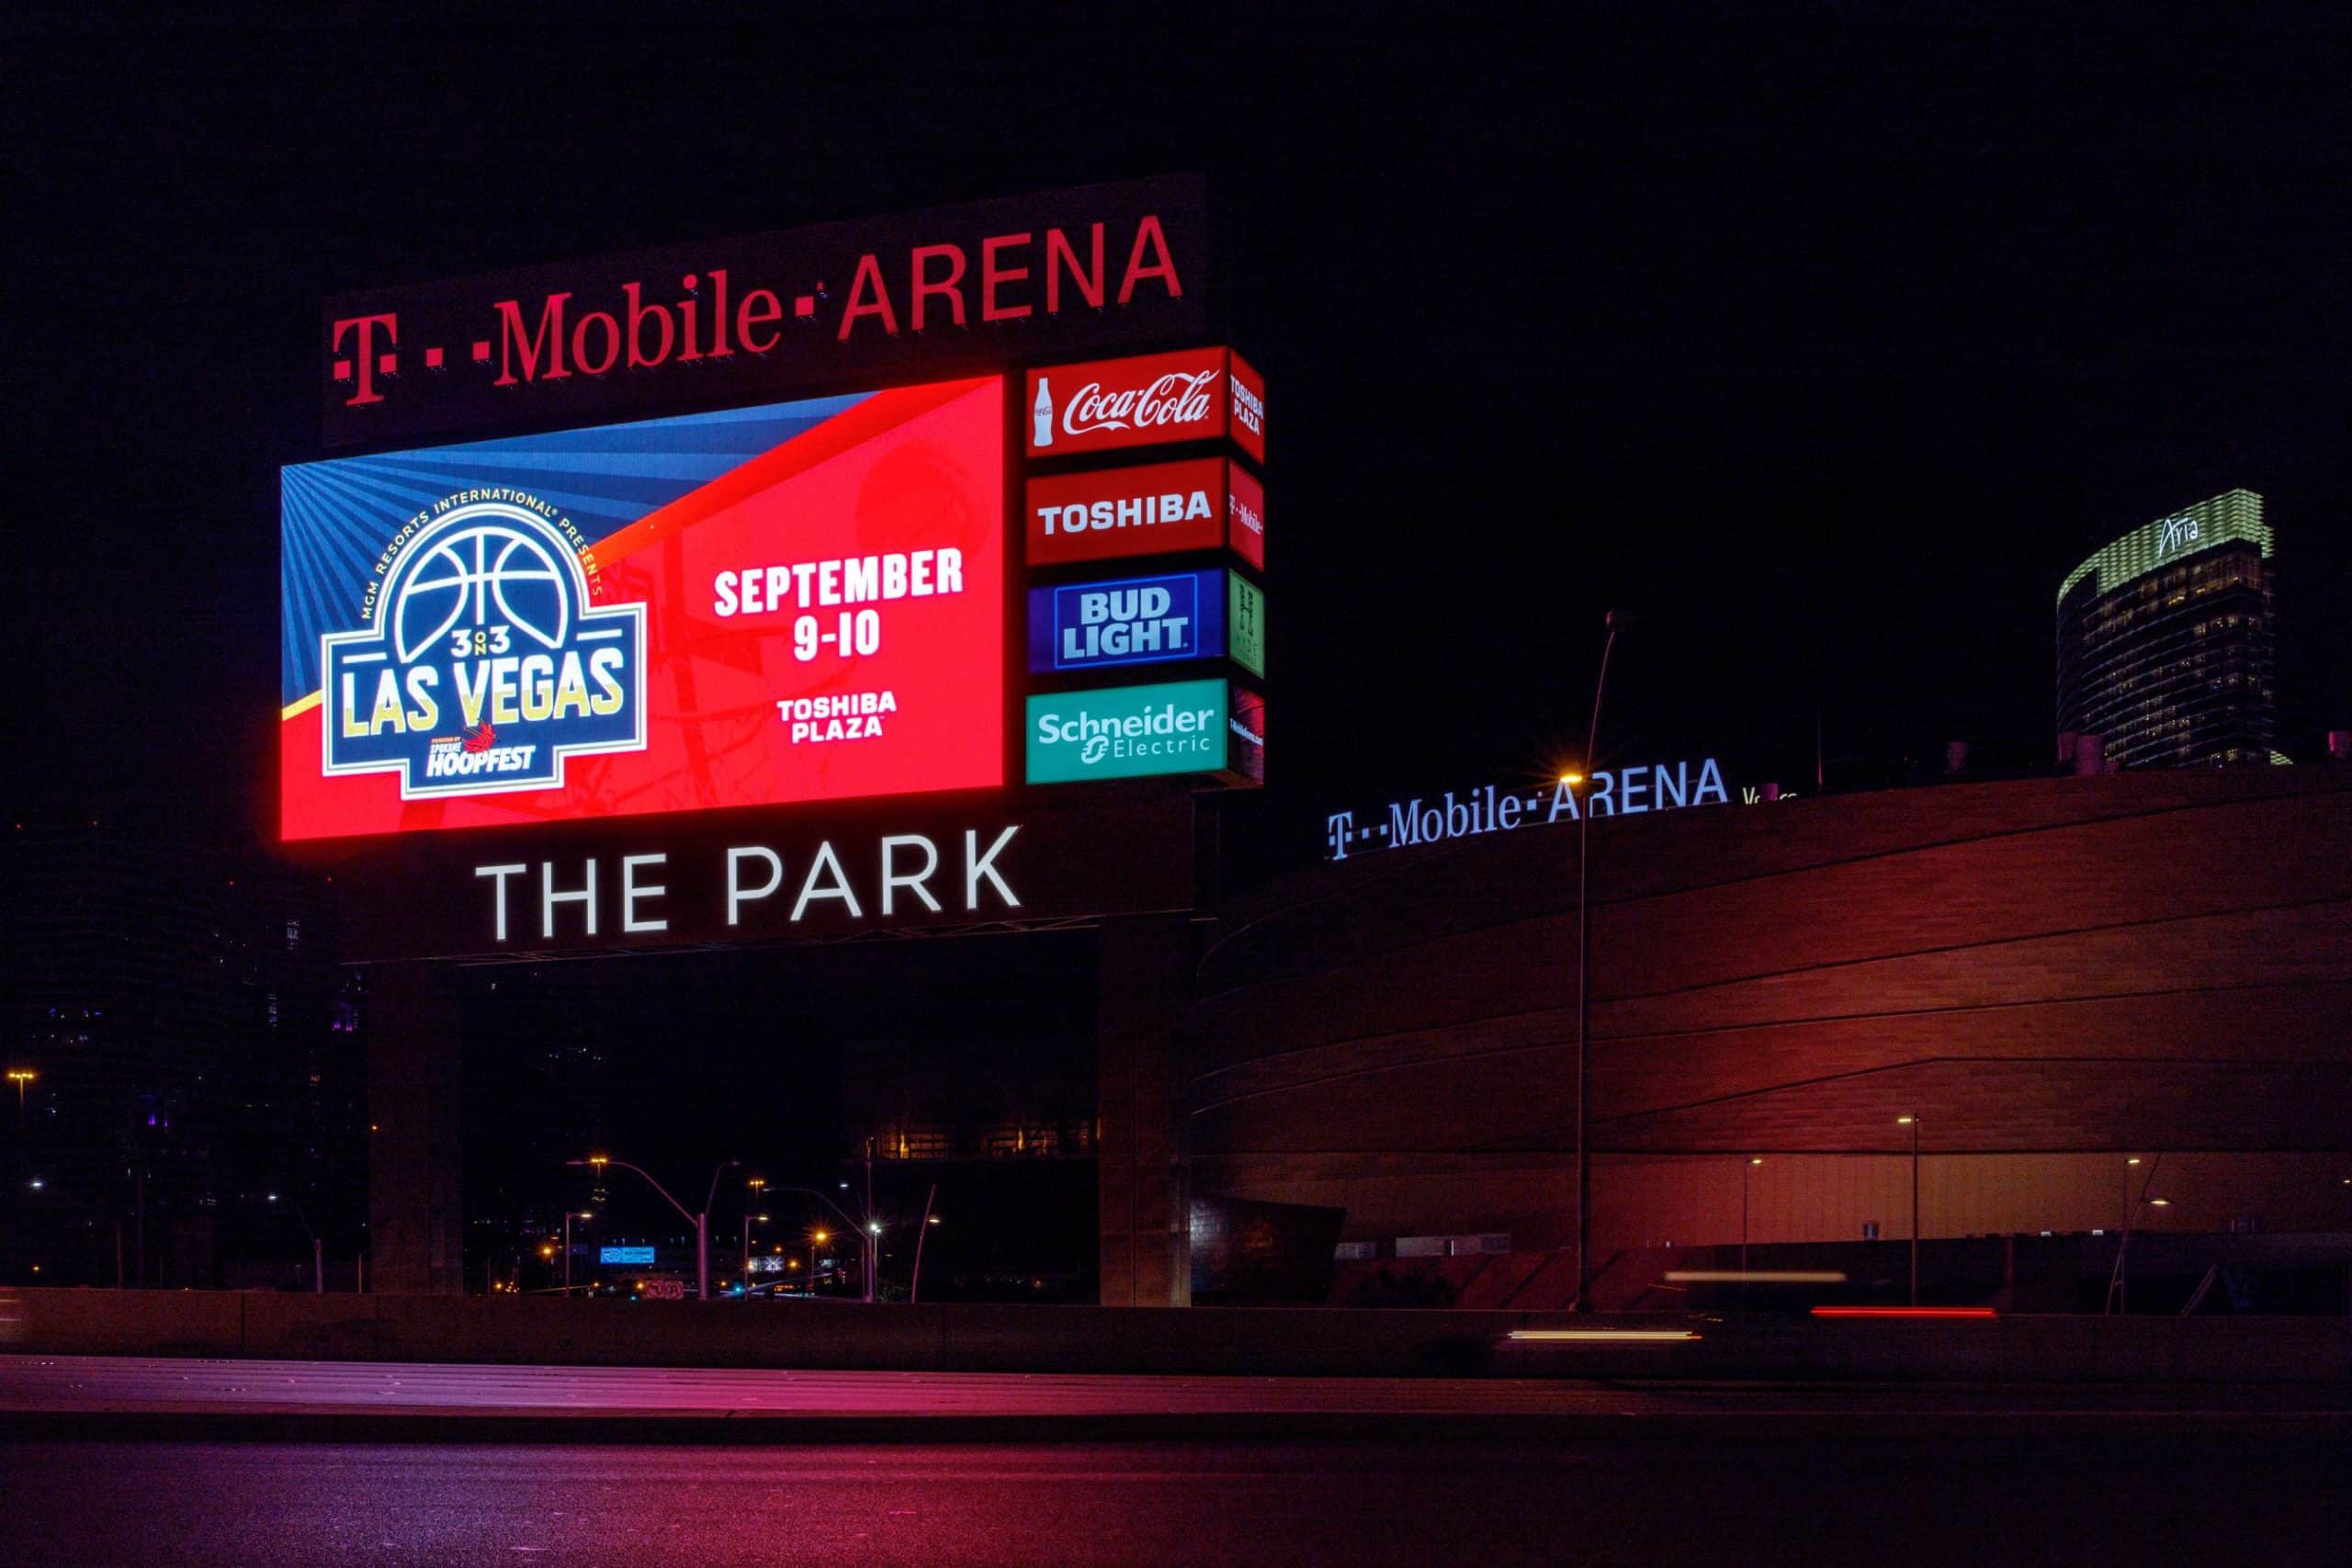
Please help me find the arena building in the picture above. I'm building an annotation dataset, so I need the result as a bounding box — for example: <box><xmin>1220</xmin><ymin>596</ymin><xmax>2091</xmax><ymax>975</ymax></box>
<box><xmin>1179</xmin><ymin>767</ymin><xmax>2352</xmax><ymax>1283</ymax></box>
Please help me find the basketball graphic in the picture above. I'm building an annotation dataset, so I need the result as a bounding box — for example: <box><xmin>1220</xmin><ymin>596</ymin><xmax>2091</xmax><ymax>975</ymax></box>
<box><xmin>389</xmin><ymin>509</ymin><xmax>573</xmax><ymax>662</ymax></box>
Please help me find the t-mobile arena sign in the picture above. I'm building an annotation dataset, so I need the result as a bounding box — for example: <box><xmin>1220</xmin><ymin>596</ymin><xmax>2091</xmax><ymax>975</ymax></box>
<box><xmin>1324</xmin><ymin>759</ymin><xmax>1732</xmax><ymax>861</ymax></box>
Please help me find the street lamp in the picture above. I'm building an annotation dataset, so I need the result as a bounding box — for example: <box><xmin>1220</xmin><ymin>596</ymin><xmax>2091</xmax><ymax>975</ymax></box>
<box><xmin>741</xmin><ymin>1212</ymin><xmax>768</xmax><ymax>1299</ymax></box>
<box><xmin>1570</xmin><ymin>608</ymin><xmax>1633</xmax><ymax>1312</ymax></box>
<box><xmin>561</xmin><ymin>1211</ymin><xmax>593</xmax><ymax>1294</ymax></box>
<box><xmin>1741</xmin><ymin>1157</ymin><xmax>1763</xmax><ymax>1283</ymax></box>
<box><xmin>1897</xmin><ymin>1117</ymin><xmax>1920</xmax><ymax>1306</ymax></box>
<box><xmin>566</xmin><ymin>1154</ymin><xmax>739</xmax><ymax>1301</ymax></box>
<box><xmin>774</xmin><ymin>1187</ymin><xmax>879</xmax><ymax>1303</ymax></box>
<box><xmin>7</xmin><ymin>1069</ymin><xmax>33</xmax><ymax>1130</ymax></box>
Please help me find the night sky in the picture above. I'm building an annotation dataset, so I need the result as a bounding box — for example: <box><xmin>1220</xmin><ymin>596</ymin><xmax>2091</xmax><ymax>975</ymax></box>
<box><xmin>9</xmin><ymin>10</ymin><xmax>2351</xmax><ymax>857</ymax></box>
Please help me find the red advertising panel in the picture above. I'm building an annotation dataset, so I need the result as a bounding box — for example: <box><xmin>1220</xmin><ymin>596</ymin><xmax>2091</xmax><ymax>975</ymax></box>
<box><xmin>1025</xmin><ymin>457</ymin><xmax>1265</xmax><ymax>570</ymax></box>
<box><xmin>1227</xmin><ymin>463</ymin><xmax>1266</xmax><ymax>570</ymax></box>
<box><xmin>1024</xmin><ymin>346</ymin><xmax>1265</xmax><ymax>464</ymax></box>
<box><xmin>280</xmin><ymin>378</ymin><xmax>1004</xmax><ymax>840</ymax></box>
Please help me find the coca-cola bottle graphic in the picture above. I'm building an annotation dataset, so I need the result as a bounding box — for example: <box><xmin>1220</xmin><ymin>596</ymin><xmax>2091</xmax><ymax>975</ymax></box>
<box><xmin>1033</xmin><ymin>378</ymin><xmax>1054</xmax><ymax>448</ymax></box>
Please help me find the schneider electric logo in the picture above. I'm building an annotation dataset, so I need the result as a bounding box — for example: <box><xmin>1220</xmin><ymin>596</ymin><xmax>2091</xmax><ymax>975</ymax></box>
<box><xmin>1025</xmin><ymin>680</ymin><xmax>1228</xmax><ymax>784</ymax></box>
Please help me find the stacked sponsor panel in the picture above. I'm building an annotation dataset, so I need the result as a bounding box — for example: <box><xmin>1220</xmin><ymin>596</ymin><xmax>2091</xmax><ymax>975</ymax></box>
<box><xmin>1020</xmin><ymin>347</ymin><xmax>1267</xmax><ymax>788</ymax></box>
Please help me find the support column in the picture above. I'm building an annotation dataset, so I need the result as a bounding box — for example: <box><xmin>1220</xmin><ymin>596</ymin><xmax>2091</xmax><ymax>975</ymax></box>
<box><xmin>366</xmin><ymin>962</ymin><xmax>463</xmax><ymax>1294</ymax></box>
<box><xmin>1096</xmin><ymin>912</ymin><xmax>1193</xmax><ymax>1307</ymax></box>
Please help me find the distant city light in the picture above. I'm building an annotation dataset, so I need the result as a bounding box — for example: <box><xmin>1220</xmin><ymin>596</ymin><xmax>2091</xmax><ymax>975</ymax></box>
<box><xmin>1505</xmin><ymin>1328</ymin><xmax>1700</xmax><ymax>1343</ymax></box>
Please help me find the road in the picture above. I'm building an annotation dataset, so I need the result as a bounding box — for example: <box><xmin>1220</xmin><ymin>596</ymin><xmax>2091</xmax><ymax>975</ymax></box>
<box><xmin>5</xmin><ymin>1353</ymin><xmax>2349</xmax><ymax>1434</ymax></box>
<box><xmin>3</xmin><ymin>1433</ymin><xmax>2350</xmax><ymax>1566</ymax></box>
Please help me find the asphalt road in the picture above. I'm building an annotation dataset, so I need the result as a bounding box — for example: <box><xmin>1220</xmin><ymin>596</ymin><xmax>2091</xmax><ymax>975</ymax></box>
<box><xmin>6</xmin><ymin>1353</ymin><xmax>2349</xmax><ymax>1436</ymax></box>
<box><xmin>3</xmin><ymin>1434</ymin><xmax>2350</xmax><ymax>1566</ymax></box>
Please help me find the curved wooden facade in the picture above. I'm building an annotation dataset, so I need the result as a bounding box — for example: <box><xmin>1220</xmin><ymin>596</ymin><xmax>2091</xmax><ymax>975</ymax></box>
<box><xmin>1183</xmin><ymin>770</ymin><xmax>2352</xmax><ymax>1253</ymax></box>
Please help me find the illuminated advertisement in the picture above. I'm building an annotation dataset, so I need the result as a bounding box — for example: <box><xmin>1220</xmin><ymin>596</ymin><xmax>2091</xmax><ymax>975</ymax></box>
<box><xmin>1024</xmin><ymin>346</ymin><xmax>1264</xmax><ymax>463</ymax></box>
<box><xmin>1026</xmin><ymin>678</ymin><xmax>1261</xmax><ymax>785</ymax></box>
<box><xmin>321</xmin><ymin>176</ymin><xmax>1205</xmax><ymax>447</ymax></box>
<box><xmin>281</xmin><ymin>377</ymin><xmax>1004</xmax><ymax>840</ymax></box>
<box><xmin>1024</xmin><ymin>457</ymin><xmax>1264</xmax><ymax>570</ymax></box>
<box><xmin>599</xmin><ymin>1246</ymin><xmax>656</xmax><ymax>1265</ymax></box>
<box><xmin>1027</xmin><ymin>568</ymin><xmax>1234</xmax><ymax>673</ymax></box>
<box><xmin>1227</xmin><ymin>574</ymin><xmax>1266</xmax><ymax>678</ymax></box>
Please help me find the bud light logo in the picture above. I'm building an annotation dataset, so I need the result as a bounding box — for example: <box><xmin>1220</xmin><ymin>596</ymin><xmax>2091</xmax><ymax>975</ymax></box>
<box><xmin>321</xmin><ymin>498</ymin><xmax>647</xmax><ymax>797</ymax></box>
<box><xmin>1026</xmin><ymin>569</ymin><xmax>1230</xmax><ymax>674</ymax></box>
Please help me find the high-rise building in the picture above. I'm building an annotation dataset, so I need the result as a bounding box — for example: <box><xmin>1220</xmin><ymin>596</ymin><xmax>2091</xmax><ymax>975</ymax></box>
<box><xmin>2056</xmin><ymin>489</ymin><xmax>2278</xmax><ymax>769</ymax></box>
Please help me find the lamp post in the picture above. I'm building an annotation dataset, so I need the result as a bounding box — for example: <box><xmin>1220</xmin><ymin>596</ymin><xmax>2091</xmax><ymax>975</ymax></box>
<box><xmin>567</xmin><ymin>1154</ymin><xmax>738</xmax><ymax>1302</ymax></box>
<box><xmin>2107</xmin><ymin>1155</ymin><xmax>2164</xmax><ymax>1314</ymax></box>
<box><xmin>1569</xmin><ymin>608</ymin><xmax>1632</xmax><ymax>1312</ymax></box>
<box><xmin>742</xmin><ymin>1178</ymin><xmax>769</xmax><ymax>1301</ymax></box>
<box><xmin>1897</xmin><ymin>1116</ymin><xmax>1920</xmax><ymax>1305</ymax></box>
<box><xmin>909</xmin><ymin>1186</ymin><xmax>940</xmax><ymax>1304</ymax></box>
<box><xmin>741</xmin><ymin>1212</ymin><xmax>768</xmax><ymax>1298</ymax></box>
<box><xmin>810</xmin><ymin>1229</ymin><xmax>828</xmax><ymax>1292</ymax></box>
<box><xmin>775</xmin><ymin>1187</ymin><xmax>878</xmax><ymax>1303</ymax></box>
<box><xmin>1741</xmin><ymin>1157</ymin><xmax>1762</xmax><ymax>1283</ymax></box>
<box><xmin>562</xmin><ymin>1211</ymin><xmax>592</xmax><ymax>1294</ymax></box>
<box><xmin>6</xmin><ymin>1069</ymin><xmax>31</xmax><ymax>1131</ymax></box>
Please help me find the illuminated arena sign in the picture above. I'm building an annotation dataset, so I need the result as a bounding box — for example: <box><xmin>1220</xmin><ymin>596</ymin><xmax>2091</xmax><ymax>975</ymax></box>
<box><xmin>1324</xmin><ymin>760</ymin><xmax>1732</xmax><ymax>860</ymax></box>
<box><xmin>282</xmin><ymin>378</ymin><xmax>1004</xmax><ymax>840</ymax></box>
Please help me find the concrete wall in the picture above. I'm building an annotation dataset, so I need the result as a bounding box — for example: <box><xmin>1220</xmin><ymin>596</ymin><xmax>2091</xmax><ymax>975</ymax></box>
<box><xmin>1185</xmin><ymin>771</ymin><xmax>2352</xmax><ymax>1255</ymax></box>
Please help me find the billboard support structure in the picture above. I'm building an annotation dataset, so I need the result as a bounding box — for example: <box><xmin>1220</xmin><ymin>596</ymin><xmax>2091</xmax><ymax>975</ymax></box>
<box><xmin>292</xmin><ymin>181</ymin><xmax>1229</xmax><ymax>1305</ymax></box>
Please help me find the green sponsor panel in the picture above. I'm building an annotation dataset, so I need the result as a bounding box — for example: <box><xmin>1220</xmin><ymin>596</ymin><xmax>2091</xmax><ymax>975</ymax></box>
<box><xmin>1027</xmin><ymin>678</ymin><xmax>1227</xmax><ymax>784</ymax></box>
<box><xmin>1227</xmin><ymin>573</ymin><xmax>1266</xmax><ymax>677</ymax></box>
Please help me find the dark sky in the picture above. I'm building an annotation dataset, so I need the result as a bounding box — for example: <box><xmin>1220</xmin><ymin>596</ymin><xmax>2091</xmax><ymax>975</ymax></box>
<box><xmin>7</xmin><ymin>9</ymin><xmax>2350</xmax><ymax>865</ymax></box>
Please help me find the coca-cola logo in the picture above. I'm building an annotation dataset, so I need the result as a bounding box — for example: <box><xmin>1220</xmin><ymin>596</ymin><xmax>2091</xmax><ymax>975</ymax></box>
<box><xmin>1064</xmin><ymin>370</ymin><xmax>1221</xmax><ymax>437</ymax></box>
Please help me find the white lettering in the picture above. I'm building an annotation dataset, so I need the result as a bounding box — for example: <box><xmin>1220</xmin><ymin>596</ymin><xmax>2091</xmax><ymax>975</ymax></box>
<box><xmin>726</xmin><ymin>846</ymin><xmax>783</xmax><ymax>926</ymax></box>
<box><xmin>476</xmin><ymin>863</ymin><xmax>526</xmax><ymax>942</ymax></box>
<box><xmin>621</xmin><ymin>852</ymin><xmax>668</xmax><ymax>932</ymax></box>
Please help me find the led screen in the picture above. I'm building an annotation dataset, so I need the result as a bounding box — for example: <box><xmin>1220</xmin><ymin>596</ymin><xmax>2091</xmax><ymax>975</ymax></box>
<box><xmin>281</xmin><ymin>378</ymin><xmax>1004</xmax><ymax>840</ymax></box>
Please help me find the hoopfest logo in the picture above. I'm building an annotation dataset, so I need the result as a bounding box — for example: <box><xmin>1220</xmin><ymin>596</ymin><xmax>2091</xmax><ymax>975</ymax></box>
<box><xmin>321</xmin><ymin>494</ymin><xmax>647</xmax><ymax>798</ymax></box>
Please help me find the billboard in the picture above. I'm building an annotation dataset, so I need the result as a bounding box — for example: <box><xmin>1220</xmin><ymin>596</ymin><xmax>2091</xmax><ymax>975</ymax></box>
<box><xmin>1024</xmin><ymin>347</ymin><xmax>1265</xmax><ymax>463</ymax></box>
<box><xmin>1026</xmin><ymin>678</ymin><xmax>1260</xmax><ymax>785</ymax></box>
<box><xmin>1024</xmin><ymin>457</ymin><xmax>1264</xmax><ymax>570</ymax></box>
<box><xmin>321</xmin><ymin>176</ymin><xmax>1205</xmax><ymax>447</ymax></box>
<box><xmin>281</xmin><ymin>377</ymin><xmax>1004</xmax><ymax>840</ymax></box>
<box><xmin>1028</xmin><ymin>569</ymin><xmax>1226</xmax><ymax>674</ymax></box>
<box><xmin>599</xmin><ymin>1246</ymin><xmax>656</xmax><ymax>1266</ymax></box>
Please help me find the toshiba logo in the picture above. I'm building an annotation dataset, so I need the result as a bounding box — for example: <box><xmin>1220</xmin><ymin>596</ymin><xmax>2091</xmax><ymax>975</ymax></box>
<box><xmin>1035</xmin><ymin>489</ymin><xmax>1212</xmax><ymax>536</ymax></box>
